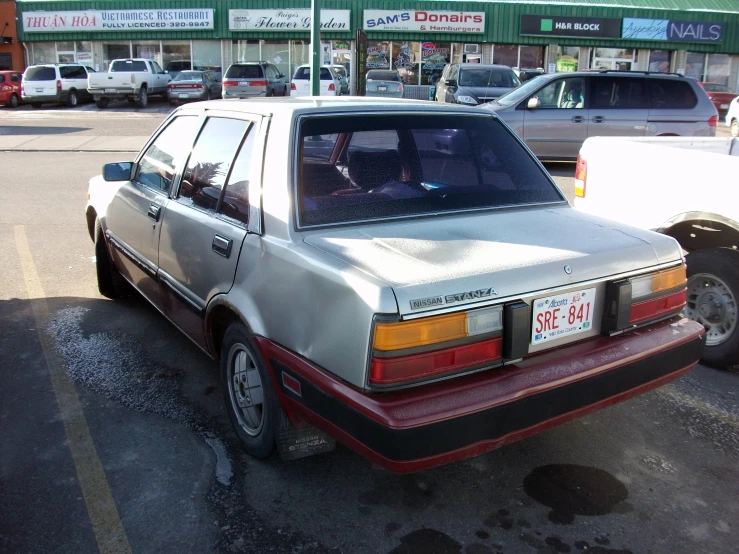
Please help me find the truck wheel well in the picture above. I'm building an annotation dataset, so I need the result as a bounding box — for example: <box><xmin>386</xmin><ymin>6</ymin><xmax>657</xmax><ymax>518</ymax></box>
<box><xmin>663</xmin><ymin>219</ymin><xmax>739</xmax><ymax>252</ymax></box>
<box><xmin>208</xmin><ymin>305</ymin><xmax>244</xmax><ymax>360</ymax></box>
<box><xmin>86</xmin><ymin>207</ymin><xmax>97</xmax><ymax>242</ymax></box>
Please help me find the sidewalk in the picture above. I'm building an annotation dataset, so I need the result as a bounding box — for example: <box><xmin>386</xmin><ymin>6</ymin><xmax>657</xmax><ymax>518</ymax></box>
<box><xmin>0</xmin><ymin>135</ymin><xmax>148</xmax><ymax>152</ymax></box>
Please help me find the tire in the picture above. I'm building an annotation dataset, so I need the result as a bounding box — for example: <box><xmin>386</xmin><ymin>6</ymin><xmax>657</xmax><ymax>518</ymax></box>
<box><xmin>95</xmin><ymin>98</ymin><xmax>109</xmax><ymax>109</ymax></box>
<box><xmin>31</xmin><ymin>102</ymin><xmax>43</xmax><ymax>109</ymax></box>
<box><xmin>136</xmin><ymin>87</ymin><xmax>148</xmax><ymax>108</ymax></box>
<box><xmin>685</xmin><ymin>248</ymin><xmax>739</xmax><ymax>368</ymax></box>
<box><xmin>169</xmin><ymin>99</ymin><xmax>178</xmax><ymax>106</ymax></box>
<box><xmin>731</xmin><ymin>119</ymin><xmax>739</xmax><ymax>138</ymax></box>
<box><xmin>67</xmin><ymin>89</ymin><xmax>79</xmax><ymax>107</ymax></box>
<box><xmin>7</xmin><ymin>93</ymin><xmax>19</xmax><ymax>108</ymax></box>
<box><xmin>221</xmin><ymin>322</ymin><xmax>284</xmax><ymax>458</ymax></box>
<box><xmin>94</xmin><ymin>219</ymin><xmax>127</xmax><ymax>299</ymax></box>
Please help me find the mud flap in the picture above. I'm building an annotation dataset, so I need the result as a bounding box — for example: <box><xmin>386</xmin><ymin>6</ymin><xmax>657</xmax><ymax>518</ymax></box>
<box><xmin>277</xmin><ymin>423</ymin><xmax>336</xmax><ymax>461</ymax></box>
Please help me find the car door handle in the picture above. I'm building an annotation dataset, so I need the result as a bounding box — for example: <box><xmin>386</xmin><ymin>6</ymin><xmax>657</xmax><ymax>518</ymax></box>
<box><xmin>571</xmin><ymin>116</ymin><xmax>585</xmax><ymax>123</ymax></box>
<box><xmin>212</xmin><ymin>235</ymin><xmax>233</xmax><ymax>258</ymax></box>
<box><xmin>592</xmin><ymin>116</ymin><xmax>606</xmax><ymax>123</ymax></box>
<box><xmin>147</xmin><ymin>204</ymin><xmax>161</xmax><ymax>222</ymax></box>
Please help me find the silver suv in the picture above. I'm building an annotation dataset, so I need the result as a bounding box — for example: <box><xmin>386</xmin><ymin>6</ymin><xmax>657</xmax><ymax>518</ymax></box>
<box><xmin>222</xmin><ymin>62</ymin><xmax>287</xmax><ymax>99</ymax></box>
<box><xmin>483</xmin><ymin>71</ymin><xmax>718</xmax><ymax>161</ymax></box>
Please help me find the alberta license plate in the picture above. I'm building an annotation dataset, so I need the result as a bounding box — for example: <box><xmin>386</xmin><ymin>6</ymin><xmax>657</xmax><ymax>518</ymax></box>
<box><xmin>105</xmin><ymin>88</ymin><xmax>118</xmax><ymax>93</ymax></box>
<box><xmin>378</xmin><ymin>86</ymin><xmax>387</xmax><ymax>91</ymax></box>
<box><xmin>179</xmin><ymin>93</ymin><xmax>189</xmax><ymax>98</ymax></box>
<box><xmin>721</xmin><ymin>103</ymin><xmax>729</xmax><ymax>109</ymax></box>
<box><xmin>531</xmin><ymin>287</ymin><xmax>596</xmax><ymax>345</ymax></box>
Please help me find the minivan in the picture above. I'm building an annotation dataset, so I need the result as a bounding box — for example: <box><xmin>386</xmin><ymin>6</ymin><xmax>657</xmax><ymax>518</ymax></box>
<box><xmin>21</xmin><ymin>64</ymin><xmax>94</xmax><ymax>108</ymax></box>
<box><xmin>290</xmin><ymin>65</ymin><xmax>341</xmax><ymax>97</ymax></box>
<box><xmin>222</xmin><ymin>62</ymin><xmax>287</xmax><ymax>99</ymax></box>
<box><xmin>483</xmin><ymin>71</ymin><xmax>718</xmax><ymax>161</ymax></box>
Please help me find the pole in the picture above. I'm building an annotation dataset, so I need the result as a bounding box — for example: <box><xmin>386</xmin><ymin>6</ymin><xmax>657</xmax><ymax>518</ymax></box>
<box><xmin>310</xmin><ymin>0</ymin><xmax>321</xmax><ymax>96</ymax></box>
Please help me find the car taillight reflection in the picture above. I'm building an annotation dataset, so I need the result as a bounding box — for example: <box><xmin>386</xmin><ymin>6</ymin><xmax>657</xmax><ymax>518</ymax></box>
<box><xmin>708</xmin><ymin>115</ymin><xmax>718</xmax><ymax>127</ymax></box>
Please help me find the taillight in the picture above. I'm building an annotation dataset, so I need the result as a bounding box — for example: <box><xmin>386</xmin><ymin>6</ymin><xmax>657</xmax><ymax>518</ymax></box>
<box><xmin>370</xmin><ymin>306</ymin><xmax>504</xmax><ymax>386</ymax></box>
<box><xmin>328</xmin><ymin>83</ymin><xmax>335</xmax><ymax>91</ymax></box>
<box><xmin>251</xmin><ymin>80</ymin><xmax>268</xmax><ymax>87</ymax></box>
<box><xmin>398</xmin><ymin>83</ymin><xmax>404</xmax><ymax>92</ymax></box>
<box><xmin>291</xmin><ymin>82</ymin><xmax>297</xmax><ymax>90</ymax></box>
<box><xmin>575</xmin><ymin>154</ymin><xmax>587</xmax><ymax>198</ymax></box>
<box><xmin>167</xmin><ymin>83</ymin><xmax>173</xmax><ymax>89</ymax></box>
<box><xmin>708</xmin><ymin>115</ymin><xmax>718</xmax><ymax>127</ymax></box>
<box><xmin>223</xmin><ymin>81</ymin><xmax>238</xmax><ymax>87</ymax></box>
<box><xmin>56</xmin><ymin>80</ymin><xmax>62</xmax><ymax>92</ymax></box>
<box><xmin>20</xmin><ymin>82</ymin><xmax>24</xmax><ymax>95</ymax></box>
<box><xmin>195</xmin><ymin>84</ymin><xmax>204</xmax><ymax>89</ymax></box>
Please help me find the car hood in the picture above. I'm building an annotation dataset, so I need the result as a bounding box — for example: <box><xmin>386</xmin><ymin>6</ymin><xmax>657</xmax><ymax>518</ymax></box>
<box><xmin>303</xmin><ymin>206</ymin><xmax>681</xmax><ymax>317</ymax></box>
<box><xmin>457</xmin><ymin>85</ymin><xmax>514</xmax><ymax>101</ymax></box>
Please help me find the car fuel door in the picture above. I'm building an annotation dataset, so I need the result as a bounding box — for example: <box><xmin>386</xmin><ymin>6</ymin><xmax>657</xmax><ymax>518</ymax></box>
<box><xmin>104</xmin><ymin>115</ymin><xmax>200</xmax><ymax>311</ymax></box>
<box><xmin>158</xmin><ymin>114</ymin><xmax>260</xmax><ymax>349</ymax></box>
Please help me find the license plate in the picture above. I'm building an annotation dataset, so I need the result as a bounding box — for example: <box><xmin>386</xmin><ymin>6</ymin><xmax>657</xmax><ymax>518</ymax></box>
<box><xmin>378</xmin><ymin>86</ymin><xmax>387</xmax><ymax>91</ymax></box>
<box><xmin>178</xmin><ymin>93</ymin><xmax>189</xmax><ymax>99</ymax></box>
<box><xmin>721</xmin><ymin>103</ymin><xmax>729</xmax><ymax>109</ymax></box>
<box><xmin>35</xmin><ymin>88</ymin><xmax>44</xmax><ymax>93</ymax></box>
<box><xmin>531</xmin><ymin>287</ymin><xmax>596</xmax><ymax>345</ymax></box>
<box><xmin>241</xmin><ymin>82</ymin><xmax>250</xmax><ymax>87</ymax></box>
<box><xmin>105</xmin><ymin>88</ymin><xmax>118</xmax><ymax>93</ymax></box>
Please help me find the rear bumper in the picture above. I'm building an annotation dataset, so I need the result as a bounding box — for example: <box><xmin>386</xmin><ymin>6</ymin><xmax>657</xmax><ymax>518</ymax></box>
<box><xmin>257</xmin><ymin>317</ymin><xmax>704</xmax><ymax>473</ymax></box>
<box><xmin>89</xmin><ymin>88</ymin><xmax>135</xmax><ymax>99</ymax></box>
<box><xmin>22</xmin><ymin>93</ymin><xmax>62</xmax><ymax>103</ymax></box>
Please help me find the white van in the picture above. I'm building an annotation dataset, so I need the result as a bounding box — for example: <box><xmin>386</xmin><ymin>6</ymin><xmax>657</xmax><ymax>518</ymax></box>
<box><xmin>290</xmin><ymin>65</ymin><xmax>340</xmax><ymax>97</ymax></box>
<box><xmin>22</xmin><ymin>64</ymin><xmax>94</xmax><ymax>108</ymax></box>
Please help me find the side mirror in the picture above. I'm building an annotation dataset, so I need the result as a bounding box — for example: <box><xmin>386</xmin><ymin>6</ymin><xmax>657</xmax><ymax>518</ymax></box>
<box><xmin>527</xmin><ymin>97</ymin><xmax>541</xmax><ymax>110</ymax></box>
<box><xmin>444</xmin><ymin>79</ymin><xmax>456</xmax><ymax>87</ymax></box>
<box><xmin>103</xmin><ymin>162</ymin><xmax>134</xmax><ymax>181</ymax></box>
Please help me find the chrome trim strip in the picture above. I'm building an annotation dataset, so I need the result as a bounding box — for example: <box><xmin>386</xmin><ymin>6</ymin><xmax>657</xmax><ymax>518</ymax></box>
<box><xmin>105</xmin><ymin>231</ymin><xmax>157</xmax><ymax>279</ymax></box>
<box><xmin>158</xmin><ymin>270</ymin><xmax>205</xmax><ymax>315</ymax></box>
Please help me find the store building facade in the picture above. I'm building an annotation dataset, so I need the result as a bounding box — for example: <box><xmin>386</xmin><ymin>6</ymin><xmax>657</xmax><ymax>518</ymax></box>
<box><xmin>15</xmin><ymin>0</ymin><xmax>739</xmax><ymax>93</ymax></box>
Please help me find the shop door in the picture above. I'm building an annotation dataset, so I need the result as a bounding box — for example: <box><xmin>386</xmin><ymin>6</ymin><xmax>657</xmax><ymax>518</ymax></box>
<box><xmin>592</xmin><ymin>58</ymin><xmax>633</xmax><ymax>71</ymax></box>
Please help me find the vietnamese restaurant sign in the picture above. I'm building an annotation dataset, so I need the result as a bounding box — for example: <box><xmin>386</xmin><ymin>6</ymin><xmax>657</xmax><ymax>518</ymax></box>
<box><xmin>229</xmin><ymin>10</ymin><xmax>350</xmax><ymax>31</ymax></box>
<box><xmin>22</xmin><ymin>9</ymin><xmax>214</xmax><ymax>32</ymax></box>
<box><xmin>363</xmin><ymin>10</ymin><xmax>485</xmax><ymax>33</ymax></box>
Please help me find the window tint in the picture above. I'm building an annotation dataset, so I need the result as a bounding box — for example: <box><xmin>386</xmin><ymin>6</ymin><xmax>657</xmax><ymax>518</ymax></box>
<box><xmin>137</xmin><ymin>116</ymin><xmax>198</xmax><ymax>193</ymax></box>
<box><xmin>534</xmin><ymin>78</ymin><xmax>585</xmax><ymax>109</ymax></box>
<box><xmin>60</xmin><ymin>66</ymin><xmax>86</xmax><ymax>79</ymax></box>
<box><xmin>225</xmin><ymin>65</ymin><xmax>263</xmax><ymax>79</ymax></box>
<box><xmin>591</xmin><ymin>77</ymin><xmax>648</xmax><ymax>109</ymax></box>
<box><xmin>298</xmin><ymin>115</ymin><xmax>562</xmax><ymax>227</ymax></box>
<box><xmin>649</xmin><ymin>80</ymin><xmax>698</xmax><ymax>109</ymax></box>
<box><xmin>25</xmin><ymin>67</ymin><xmax>56</xmax><ymax>81</ymax></box>
<box><xmin>179</xmin><ymin>118</ymin><xmax>250</xmax><ymax>212</ymax></box>
<box><xmin>458</xmin><ymin>68</ymin><xmax>519</xmax><ymax>88</ymax></box>
<box><xmin>221</xmin><ymin>130</ymin><xmax>257</xmax><ymax>225</ymax></box>
<box><xmin>111</xmin><ymin>60</ymin><xmax>148</xmax><ymax>72</ymax></box>
<box><xmin>367</xmin><ymin>71</ymin><xmax>400</xmax><ymax>82</ymax></box>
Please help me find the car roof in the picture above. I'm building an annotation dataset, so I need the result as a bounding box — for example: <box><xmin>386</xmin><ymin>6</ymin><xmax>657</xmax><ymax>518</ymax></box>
<box><xmin>537</xmin><ymin>71</ymin><xmax>692</xmax><ymax>81</ymax></box>
<box><xmin>458</xmin><ymin>64</ymin><xmax>515</xmax><ymax>70</ymax></box>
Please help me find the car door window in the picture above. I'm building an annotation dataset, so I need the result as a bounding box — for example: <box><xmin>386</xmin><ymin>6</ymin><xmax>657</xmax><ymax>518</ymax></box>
<box><xmin>11</xmin><ymin>73</ymin><xmax>20</xmax><ymax>82</ymax></box>
<box><xmin>534</xmin><ymin>78</ymin><xmax>585</xmax><ymax>109</ymax></box>
<box><xmin>152</xmin><ymin>61</ymin><xmax>164</xmax><ymax>74</ymax></box>
<box><xmin>178</xmin><ymin>117</ymin><xmax>250</xmax><ymax>212</ymax></box>
<box><xmin>137</xmin><ymin>116</ymin><xmax>199</xmax><ymax>193</ymax></box>
<box><xmin>220</xmin><ymin>128</ymin><xmax>257</xmax><ymax>225</ymax></box>
<box><xmin>592</xmin><ymin>77</ymin><xmax>648</xmax><ymax>109</ymax></box>
<box><xmin>61</xmin><ymin>66</ymin><xmax>85</xmax><ymax>79</ymax></box>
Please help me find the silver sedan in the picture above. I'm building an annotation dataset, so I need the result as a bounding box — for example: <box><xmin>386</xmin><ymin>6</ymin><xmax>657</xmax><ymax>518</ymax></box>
<box><xmin>167</xmin><ymin>70</ymin><xmax>221</xmax><ymax>105</ymax></box>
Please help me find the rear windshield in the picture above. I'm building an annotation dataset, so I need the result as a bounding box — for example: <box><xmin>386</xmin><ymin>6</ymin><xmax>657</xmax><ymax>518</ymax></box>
<box><xmin>225</xmin><ymin>65</ymin><xmax>263</xmax><ymax>79</ymax></box>
<box><xmin>297</xmin><ymin>114</ymin><xmax>562</xmax><ymax>227</ymax></box>
<box><xmin>110</xmin><ymin>60</ymin><xmax>148</xmax><ymax>72</ymax></box>
<box><xmin>703</xmin><ymin>83</ymin><xmax>730</xmax><ymax>93</ymax></box>
<box><xmin>459</xmin><ymin>68</ymin><xmax>520</xmax><ymax>88</ymax></box>
<box><xmin>367</xmin><ymin>71</ymin><xmax>400</xmax><ymax>82</ymax></box>
<box><xmin>333</xmin><ymin>66</ymin><xmax>347</xmax><ymax>77</ymax></box>
<box><xmin>24</xmin><ymin>67</ymin><xmax>56</xmax><ymax>81</ymax></box>
<box><xmin>293</xmin><ymin>67</ymin><xmax>333</xmax><ymax>80</ymax></box>
<box><xmin>174</xmin><ymin>72</ymin><xmax>205</xmax><ymax>82</ymax></box>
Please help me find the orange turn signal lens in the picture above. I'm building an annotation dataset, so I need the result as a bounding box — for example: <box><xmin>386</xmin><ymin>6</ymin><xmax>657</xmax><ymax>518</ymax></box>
<box><xmin>652</xmin><ymin>265</ymin><xmax>687</xmax><ymax>294</ymax></box>
<box><xmin>373</xmin><ymin>313</ymin><xmax>467</xmax><ymax>352</ymax></box>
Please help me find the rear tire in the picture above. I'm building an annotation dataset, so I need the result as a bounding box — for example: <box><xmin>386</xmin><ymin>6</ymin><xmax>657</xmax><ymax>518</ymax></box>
<box><xmin>731</xmin><ymin>119</ymin><xmax>739</xmax><ymax>138</ymax></box>
<box><xmin>7</xmin><ymin>93</ymin><xmax>19</xmax><ymax>108</ymax></box>
<box><xmin>67</xmin><ymin>89</ymin><xmax>79</xmax><ymax>107</ymax></box>
<box><xmin>685</xmin><ymin>248</ymin><xmax>739</xmax><ymax>368</ymax></box>
<box><xmin>94</xmin><ymin>219</ymin><xmax>127</xmax><ymax>299</ymax></box>
<box><xmin>136</xmin><ymin>87</ymin><xmax>148</xmax><ymax>108</ymax></box>
<box><xmin>95</xmin><ymin>98</ymin><xmax>109</xmax><ymax>109</ymax></box>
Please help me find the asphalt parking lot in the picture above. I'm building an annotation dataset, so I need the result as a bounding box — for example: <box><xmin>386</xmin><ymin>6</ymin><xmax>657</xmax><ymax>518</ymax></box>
<box><xmin>1</xmin><ymin>103</ymin><xmax>737</xmax><ymax>554</ymax></box>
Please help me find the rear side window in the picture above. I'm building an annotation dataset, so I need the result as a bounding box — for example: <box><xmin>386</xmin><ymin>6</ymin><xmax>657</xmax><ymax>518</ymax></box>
<box><xmin>60</xmin><ymin>66</ymin><xmax>87</xmax><ymax>79</ymax></box>
<box><xmin>25</xmin><ymin>67</ymin><xmax>56</xmax><ymax>81</ymax></box>
<box><xmin>649</xmin><ymin>80</ymin><xmax>698</xmax><ymax>109</ymax></box>
<box><xmin>592</xmin><ymin>77</ymin><xmax>649</xmax><ymax>109</ymax></box>
<box><xmin>225</xmin><ymin>65</ymin><xmax>263</xmax><ymax>79</ymax></box>
<box><xmin>179</xmin><ymin>118</ymin><xmax>250</xmax><ymax>212</ymax></box>
<box><xmin>297</xmin><ymin>114</ymin><xmax>562</xmax><ymax>227</ymax></box>
<box><xmin>111</xmin><ymin>60</ymin><xmax>148</xmax><ymax>72</ymax></box>
<box><xmin>367</xmin><ymin>71</ymin><xmax>400</xmax><ymax>81</ymax></box>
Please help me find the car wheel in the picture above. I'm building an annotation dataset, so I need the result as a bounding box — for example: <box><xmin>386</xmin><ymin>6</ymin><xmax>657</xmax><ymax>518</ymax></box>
<box><xmin>8</xmin><ymin>93</ymin><xmax>19</xmax><ymax>108</ymax></box>
<box><xmin>67</xmin><ymin>89</ymin><xmax>79</xmax><ymax>107</ymax></box>
<box><xmin>31</xmin><ymin>102</ymin><xmax>43</xmax><ymax>109</ymax></box>
<box><xmin>221</xmin><ymin>322</ymin><xmax>284</xmax><ymax>458</ymax></box>
<box><xmin>95</xmin><ymin>98</ymin><xmax>109</xmax><ymax>109</ymax></box>
<box><xmin>169</xmin><ymin>99</ymin><xmax>178</xmax><ymax>106</ymax></box>
<box><xmin>685</xmin><ymin>248</ymin><xmax>739</xmax><ymax>368</ymax></box>
<box><xmin>136</xmin><ymin>87</ymin><xmax>148</xmax><ymax>108</ymax></box>
<box><xmin>94</xmin><ymin>219</ymin><xmax>128</xmax><ymax>299</ymax></box>
<box><xmin>731</xmin><ymin>119</ymin><xmax>739</xmax><ymax>138</ymax></box>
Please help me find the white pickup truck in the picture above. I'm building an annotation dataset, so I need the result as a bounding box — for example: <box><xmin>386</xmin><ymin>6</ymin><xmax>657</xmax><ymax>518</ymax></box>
<box><xmin>575</xmin><ymin>136</ymin><xmax>739</xmax><ymax>367</ymax></box>
<box><xmin>88</xmin><ymin>58</ymin><xmax>171</xmax><ymax>109</ymax></box>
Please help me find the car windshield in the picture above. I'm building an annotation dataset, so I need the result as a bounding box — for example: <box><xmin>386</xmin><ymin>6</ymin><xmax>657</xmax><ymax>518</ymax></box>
<box><xmin>174</xmin><ymin>72</ymin><xmax>204</xmax><ymax>82</ymax></box>
<box><xmin>24</xmin><ymin>67</ymin><xmax>56</xmax><ymax>81</ymax></box>
<box><xmin>111</xmin><ymin>60</ymin><xmax>148</xmax><ymax>72</ymax></box>
<box><xmin>458</xmin><ymin>68</ymin><xmax>520</xmax><ymax>88</ymax></box>
<box><xmin>225</xmin><ymin>65</ymin><xmax>263</xmax><ymax>79</ymax></box>
<box><xmin>703</xmin><ymin>83</ymin><xmax>730</xmax><ymax>93</ymax></box>
<box><xmin>494</xmin><ymin>76</ymin><xmax>548</xmax><ymax>106</ymax></box>
<box><xmin>367</xmin><ymin>71</ymin><xmax>400</xmax><ymax>81</ymax></box>
<box><xmin>297</xmin><ymin>114</ymin><xmax>563</xmax><ymax>227</ymax></box>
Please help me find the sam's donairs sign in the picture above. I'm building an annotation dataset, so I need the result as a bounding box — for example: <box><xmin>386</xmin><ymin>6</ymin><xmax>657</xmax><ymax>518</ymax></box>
<box><xmin>363</xmin><ymin>10</ymin><xmax>485</xmax><ymax>33</ymax></box>
<box><xmin>22</xmin><ymin>9</ymin><xmax>214</xmax><ymax>32</ymax></box>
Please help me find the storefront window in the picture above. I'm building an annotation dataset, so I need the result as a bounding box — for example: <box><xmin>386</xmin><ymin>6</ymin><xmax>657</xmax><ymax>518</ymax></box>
<box><xmin>649</xmin><ymin>50</ymin><xmax>671</xmax><ymax>73</ymax></box>
<box><xmin>232</xmin><ymin>40</ymin><xmax>260</xmax><ymax>64</ymax></box>
<box><xmin>706</xmin><ymin>53</ymin><xmax>730</xmax><ymax>86</ymax></box>
<box><xmin>421</xmin><ymin>41</ymin><xmax>449</xmax><ymax>85</ymax></box>
<box><xmin>451</xmin><ymin>43</ymin><xmax>465</xmax><ymax>65</ymax></box>
<box><xmin>685</xmin><ymin>52</ymin><xmax>705</xmax><ymax>81</ymax></box>
<box><xmin>103</xmin><ymin>41</ymin><xmax>131</xmax><ymax>71</ymax></box>
<box><xmin>556</xmin><ymin>47</ymin><xmax>579</xmax><ymax>73</ymax></box>
<box><xmin>162</xmin><ymin>41</ymin><xmax>190</xmax><ymax>74</ymax></box>
<box><xmin>262</xmin><ymin>40</ymin><xmax>290</xmax><ymax>78</ymax></box>
<box><xmin>520</xmin><ymin>46</ymin><xmax>544</xmax><ymax>69</ymax></box>
<box><xmin>592</xmin><ymin>48</ymin><xmax>635</xmax><ymax>71</ymax></box>
<box><xmin>132</xmin><ymin>41</ymin><xmax>161</xmax><ymax>66</ymax></box>
<box><xmin>493</xmin><ymin>45</ymin><xmax>518</xmax><ymax>68</ymax></box>
<box><xmin>193</xmin><ymin>41</ymin><xmax>222</xmax><ymax>79</ymax></box>
<box><xmin>56</xmin><ymin>41</ymin><xmax>75</xmax><ymax>62</ymax></box>
<box><xmin>332</xmin><ymin>41</ymin><xmax>352</xmax><ymax>78</ymax></box>
<box><xmin>393</xmin><ymin>41</ymin><xmax>420</xmax><ymax>84</ymax></box>
<box><xmin>367</xmin><ymin>41</ymin><xmax>391</xmax><ymax>70</ymax></box>
<box><xmin>31</xmin><ymin>43</ymin><xmax>56</xmax><ymax>65</ymax></box>
<box><xmin>290</xmin><ymin>40</ymin><xmax>309</xmax><ymax>75</ymax></box>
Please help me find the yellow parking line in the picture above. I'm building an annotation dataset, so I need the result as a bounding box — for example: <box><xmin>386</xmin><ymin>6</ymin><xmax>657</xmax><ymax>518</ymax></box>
<box><xmin>14</xmin><ymin>225</ymin><xmax>132</xmax><ymax>554</ymax></box>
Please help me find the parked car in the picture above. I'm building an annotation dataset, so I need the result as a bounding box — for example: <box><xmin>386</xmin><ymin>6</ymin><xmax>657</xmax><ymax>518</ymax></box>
<box><xmin>483</xmin><ymin>71</ymin><xmax>718</xmax><ymax>161</ymax></box>
<box><xmin>21</xmin><ymin>64</ymin><xmax>94</xmax><ymax>108</ymax></box>
<box><xmin>222</xmin><ymin>62</ymin><xmax>287</xmax><ymax>99</ymax></box>
<box><xmin>290</xmin><ymin>65</ymin><xmax>340</xmax><ymax>96</ymax></box>
<box><xmin>330</xmin><ymin>64</ymin><xmax>349</xmax><ymax>94</ymax></box>
<box><xmin>700</xmin><ymin>82</ymin><xmax>738</xmax><ymax>115</ymax></box>
<box><xmin>86</xmin><ymin>97</ymin><xmax>703</xmax><ymax>473</ymax></box>
<box><xmin>0</xmin><ymin>70</ymin><xmax>23</xmax><ymax>108</ymax></box>
<box><xmin>575</xmin><ymin>136</ymin><xmax>739</xmax><ymax>367</ymax></box>
<box><xmin>725</xmin><ymin>96</ymin><xmax>739</xmax><ymax>136</ymax></box>
<box><xmin>165</xmin><ymin>60</ymin><xmax>223</xmax><ymax>83</ymax></box>
<box><xmin>88</xmin><ymin>58</ymin><xmax>170</xmax><ymax>109</ymax></box>
<box><xmin>365</xmin><ymin>69</ymin><xmax>404</xmax><ymax>98</ymax></box>
<box><xmin>434</xmin><ymin>63</ymin><xmax>521</xmax><ymax>105</ymax></box>
<box><xmin>167</xmin><ymin>70</ymin><xmax>221</xmax><ymax>105</ymax></box>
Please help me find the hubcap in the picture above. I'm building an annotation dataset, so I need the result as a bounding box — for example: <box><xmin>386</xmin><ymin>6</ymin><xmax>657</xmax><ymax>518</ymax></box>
<box><xmin>226</xmin><ymin>344</ymin><xmax>264</xmax><ymax>436</ymax></box>
<box><xmin>686</xmin><ymin>273</ymin><xmax>737</xmax><ymax>346</ymax></box>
